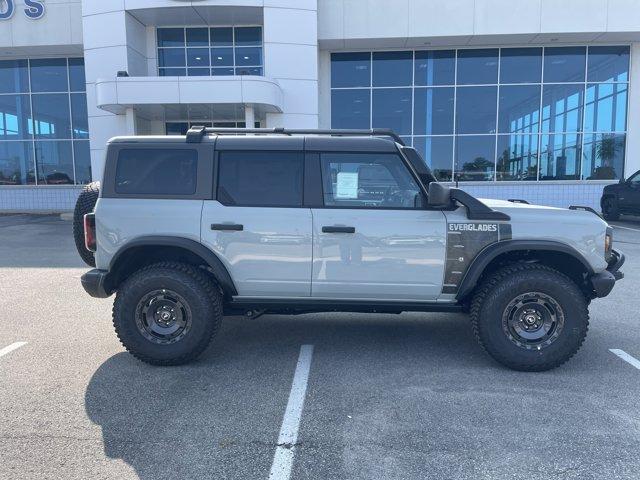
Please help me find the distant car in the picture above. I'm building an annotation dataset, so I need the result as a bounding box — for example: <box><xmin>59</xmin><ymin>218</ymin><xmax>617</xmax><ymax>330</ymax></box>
<box><xmin>601</xmin><ymin>170</ymin><xmax>640</xmax><ymax>221</ymax></box>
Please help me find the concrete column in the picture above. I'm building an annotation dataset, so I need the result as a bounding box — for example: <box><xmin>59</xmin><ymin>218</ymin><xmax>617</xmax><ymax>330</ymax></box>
<box><xmin>244</xmin><ymin>105</ymin><xmax>255</xmax><ymax>128</ymax></box>
<box><xmin>125</xmin><ymin>108</ymin><xmax>136</xmax><ymax>135</ymax></box>
<box><xmin>625</xmin><ymin>42</ymin><xmax>640</xmax><ymax>178</ymax></box>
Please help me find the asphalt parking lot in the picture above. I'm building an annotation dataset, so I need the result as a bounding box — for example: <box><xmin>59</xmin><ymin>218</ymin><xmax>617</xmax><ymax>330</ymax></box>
<box><xmin>1</xmin><ymin>214</ymin><xmax>639</xmax><ymax>480</ymax></box>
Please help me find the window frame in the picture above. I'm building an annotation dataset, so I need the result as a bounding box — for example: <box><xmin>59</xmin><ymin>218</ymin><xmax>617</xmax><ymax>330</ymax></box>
<box><xmin>102</xmin><ymin>143</ymin><xmax>213</xmax><ymax>200</ymax></box>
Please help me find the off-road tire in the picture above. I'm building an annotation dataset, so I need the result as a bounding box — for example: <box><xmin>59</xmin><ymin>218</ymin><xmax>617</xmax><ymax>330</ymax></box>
<box><xmin>72</xmin><ymin>181</ymin><xmax>100</xmax><ymax>267</ymax></box>
<box><xmin>113</xmin><ymin>262</ymin><xmax>223</xmax><ymax>366</ymax></box>
<box><xmin>602</xmin><ymin>197</ymin><xmax>620</xmax><ymax>221</ymax></box>
<box><xmin>470</xmin><ymin>263</ymin><xmax>589</xmax><ymax>372</ymax></box>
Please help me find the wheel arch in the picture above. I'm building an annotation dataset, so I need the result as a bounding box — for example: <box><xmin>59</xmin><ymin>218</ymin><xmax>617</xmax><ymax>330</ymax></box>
<box><xmin>456</xmin><ymin>240</ymin><xmax>595</xmax><ymax>301</ymax></box>
<box><xmin>107</xmin><ymin>236</ymin><xmax>237</xmax><ymax>298</ymax></box>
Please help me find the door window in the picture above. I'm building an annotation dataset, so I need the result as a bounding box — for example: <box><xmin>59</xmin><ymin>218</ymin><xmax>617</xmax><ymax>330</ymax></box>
<box><xmin>217</xmin><ymin>151</ymin><xmax>303</xmax><ymax>206</ymax></box>
<box><xmin>628</xmin><ymin>171</ymin><xmax>640</xmax><ymax>187</ymax></box>
<box><xmin>320</xmin><ymin>153</ymin><xmax>421</xmax><ymax>208</ymax></box>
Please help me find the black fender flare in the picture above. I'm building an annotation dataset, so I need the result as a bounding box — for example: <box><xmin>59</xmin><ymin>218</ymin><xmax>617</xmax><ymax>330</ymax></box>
<box><xmin>109</xmin><ymin>236</ymin><xmax>238</xmax><ymax>296</ymax></box>
<box><xmin>455</xmin><ymin>240</ymin><xmax>595</xmax><ymax>300</ymax></box>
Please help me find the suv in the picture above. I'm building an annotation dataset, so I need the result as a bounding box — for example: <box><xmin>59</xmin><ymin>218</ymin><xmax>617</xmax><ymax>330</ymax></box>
<box><xmin>77</xmin><ymin>128</ymin><xmax>624</xmax><ymax>371</ymax></box>
<box><xmin>601</xmin><ymin>169</ymin><xmax>640</xmax><ymax>221</ymax></box>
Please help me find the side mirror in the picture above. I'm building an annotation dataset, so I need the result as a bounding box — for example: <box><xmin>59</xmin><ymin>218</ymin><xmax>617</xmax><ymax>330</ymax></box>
<box><xmin>619</xmin><ymin>178</ymin><xmax>625</xmax><ymax>184</ymax></box>
<box><xmin>427</xmin><ymin>182</ymin><xmax>451</xmax><ymax>207</ymax></box>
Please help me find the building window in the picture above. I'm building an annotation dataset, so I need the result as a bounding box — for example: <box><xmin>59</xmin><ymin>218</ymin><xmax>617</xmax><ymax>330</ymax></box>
<box><xmin>0</xmin><ymin>57</ymin><xmax>89</xmax><ymax>186</ymax></box>
<box><xmin>330</xmin><ymin>46</ymin><xmax>630</xmax><ymax>182</ymax></box>
<box><xmin>157</xmin><ymin>26</ymin><xmax>263</xmax><ymax>77</ymax></box>
<box><xmin>165</xmin><ymin>121</ymin><xmax>261</xmax><ymax>135</ymax></box>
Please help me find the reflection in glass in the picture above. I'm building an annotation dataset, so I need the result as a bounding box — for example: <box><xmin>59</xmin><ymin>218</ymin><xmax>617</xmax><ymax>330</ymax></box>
<box><xmin>539</xmin><ymin>134</ymin><xmax>581</xmax><ymax>180</ymax></box>
<box><xmin>413</xmin><ymin>87</ymin><xmax>454</xmax><ymax>135</ymax></box>
<box><xmin>413</xmin><ymin>136</ymin><xmax>453</xmax><ymax>181</ymax></box>
<box><xmin>0</xmin><ymin>60</ymin><xmax>29</xmax><ymax>94</ymax></box>
<box><xmin>71</xmin><ymin>93</ymin><xmax>89</xmax><ymax>139</ymax></box>
<box><xmin>31</xmin><ymin>94</ymin><xmax>72</xmax><ymax>139</ymax></box>
<box><xmin>30</xmin><ymin>58</ymin><xmax>69</xmax><ymax>93</ymax></box>
<box><xmin>0</xmin><ymin>95</ymin><xmax>32</xmax><ymax>139</ymax></box>
<box><xmin>212</xmin><ymin>67</ymin><xmax>234</xmax><ymax>76</ymax></box>
<box><xmin>211</xmin><ymin>48</ymin><xmax>234</xmax><ymax>67</ymax></box>
<box><xmin>456</xmin><ymin>86</ymin><xmax>497</xmax><ymax>134</ymax></box>
<box><xmin>414</xmin><ymin>50</ymin><xmax>455</xmax><ymax>86</ymax></box>
<box><xmin>73</xmin><ymin>141</ymin><xmax>92</xmax><ymax>185</ymax></box>
<box><xmin>235</xmin><ymin>47</ymin><xmax>262</xmax><ymax>66</ymax></box>
<box><xmin>496</xmin><ymin>134</ymin><xmax>538</xmax><ymax>181</ymax></box>
<box><xmin>544</xmin><ymin>47</ymin><xmax>586</xmax><ymax>83</ymax></box>
<box><xmin>500</xmin><ymin>48</ymin><xmax>542</xmax><ymax>84</ymax></box>
<box><xmin>166</xmin><ymin>122</ymin><xmax>189</xmax><ymax>135</ymax></box>
<box><xmin>35</xmin><ymin>141</ymin><xmax>74</xmax><ymax>185</ymax></box>
<box><xmin>236</xmin><ymin>67</ymin><xmax>262</xmax><ymax>76</ymax></box>
<box><xmin>186</xmin><ymin>28</ymin><xmax>209</xmax><ymax>47</ymax></box>
<box><xmin>455</xmin><ymin>135</ymin><xmax>496</xmax><ymax>181</ymax></box>
<box><xmin>456</xmin><ymin>49</ymin><xmax>498</xmax><ymax>85</ymax></box>
<box><xmin>372</xmin><ymin>88</ymin><xmax>412</xmax><ymax>135</ymax></box>
<box><xmin>582</xmin><ymin>133</ymin><xmax>625</xmax><ymax>180</ymax></box>
<box><xmin>187</xmin><ymin>48</ymin><xmax>210</xmax><ymax>67</ymax></box>
<box><xmin>211</xmin><ymin>27</ymin><xmax>233</xmax><ymax>46</ymax></box>
<box><xmin>331</xmin><ymin>52</ymin><xmax>370</xmax><ymax>88</ymax></box>
<box><xmin>0</xmin><ymin>141</ymin><xmax>35</xmax><ymax>185</ymax></box>
<box><xmin>331</xmin><ymin>89</ymin><xmax>370</xmax><ymax>129</ymax></box>
<box><xmin>68</xmin><ymin>58</ymin><xmax>86</xmax><ymax>92</ymax></box>
<box><xmin>541</xmin><ymin>83</ymin><xmax>584</xmax><ymax>133</ymax></box>
<box><xmin>159</xmin><ymin>68</ymin><xmax>187</xmax><ymax>77</ymax></box>
<box><xmin>584</xmin><ymin>83</ymin><xmax>627</xmax><ymax>133</ymax></box>
<box><xmin>157</xmin><ymin>28</ymin><xmax>185</xmax><ymax>47</ymax></box>
<box><xmin>235</xmin><ymin>27</ymin><xmax>262</xmax><ymax>46</ymax></box>
<box><xmin>372</xmin><ymin>51</ymin><xmax>412</xmax><ymax>87</ymax></box>
<box><xmin>498</xmin><ymin>85</ymin><xmax>540</xmax><ymax>134</ymax></box>
<box><xmin>587</xmin><ymin>46</ymin><xmax>629</xmax><ymax>83</ymax></box>
<box><xmin>159</xmin><ymin>48</ymin><xmax>186</xmax><ymax>68</ymax></box>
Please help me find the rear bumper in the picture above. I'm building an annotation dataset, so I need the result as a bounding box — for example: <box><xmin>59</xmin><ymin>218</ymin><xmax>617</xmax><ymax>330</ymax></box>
<box><xmin>590</xmin><ymin>249</ymin><xmax>624</xmax><ymax>298</ymax></box>
<box><xmin>81</xmin><ymin>269</ymin><xmax>112</xmax><ymax>298</ymax></box>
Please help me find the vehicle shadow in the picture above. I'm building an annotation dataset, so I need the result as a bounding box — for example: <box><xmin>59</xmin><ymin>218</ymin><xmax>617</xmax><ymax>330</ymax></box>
<box><xmin>84</xmin><ymin>312</ymin><xmax>482</xmax><ymax>480</ymax></box>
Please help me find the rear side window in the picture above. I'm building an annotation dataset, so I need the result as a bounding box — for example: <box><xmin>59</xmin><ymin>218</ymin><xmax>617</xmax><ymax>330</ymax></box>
<box><xmin>217</xmin><ymin>151</ymin><xmax>303</xmax><ymax>207</ymax></box>
<box><xmin>115</xmin><ymin>149</ymin><xmax>198</xmax><ymax>195</ymax></box>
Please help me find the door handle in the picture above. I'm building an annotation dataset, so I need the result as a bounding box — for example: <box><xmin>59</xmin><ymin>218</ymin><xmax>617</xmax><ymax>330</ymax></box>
<box><xmin>211</xmin><ymin>223</ymin><xmax>243</xmax><ymax>231</ymax></box>
<box><xmin>322</xmin><ymin>226</ymin><xmax>355</xmax><ymax>234</ymax></box>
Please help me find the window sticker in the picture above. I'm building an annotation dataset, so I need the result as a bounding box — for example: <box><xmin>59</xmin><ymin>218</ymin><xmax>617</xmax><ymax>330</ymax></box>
<box><xmin>335</xmin><ymin>172</ymin><xmax>358</xmax><ymax>199</ymax></box>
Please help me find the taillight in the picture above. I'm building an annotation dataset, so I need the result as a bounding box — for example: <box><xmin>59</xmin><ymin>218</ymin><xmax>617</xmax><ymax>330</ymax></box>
<box><xmin>84</xmin><ymin>213</ymin><xmax>96</xmax><ymax>252</ymax></box>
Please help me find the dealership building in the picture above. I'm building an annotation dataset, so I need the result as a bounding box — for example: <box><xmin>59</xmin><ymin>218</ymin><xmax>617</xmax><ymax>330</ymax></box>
<box><xmin>0</xmin><ymin>0</ymin><xmax>639</xmax><ymax>212</ymax></box>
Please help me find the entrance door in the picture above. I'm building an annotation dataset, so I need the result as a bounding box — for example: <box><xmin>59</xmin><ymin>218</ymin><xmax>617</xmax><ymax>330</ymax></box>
<box><xmin>311</xmin><ymin>152</ymin><xmax>447</xmax><ymax>301</ymax></box>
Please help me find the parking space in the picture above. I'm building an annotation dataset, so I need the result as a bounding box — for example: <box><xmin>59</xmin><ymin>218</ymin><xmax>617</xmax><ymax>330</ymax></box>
<box><xmin>1</xmin><ymin>214</ymin><xmax>640</xmax><ymax>479</ymax></box>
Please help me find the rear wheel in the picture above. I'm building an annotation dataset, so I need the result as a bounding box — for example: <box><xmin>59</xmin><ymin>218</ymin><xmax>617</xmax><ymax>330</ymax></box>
<box><xmin>470</xmin><ymin>263</ymin><xmax>589</xmax><ymax>371</ymax></box>
<box><xmin>113</xmin><ymin>262</ymin><xmax>223</xmax><ymax>365</ymax></box>
<box><xmin>72</xmin><ymin>181</ymin><xmax>100</xmax><ymax>267</ymax></box>
<box><xmin>602</xmin><ymin>196</ymin><xmax>620</xmax><ymax>221</ymax></box>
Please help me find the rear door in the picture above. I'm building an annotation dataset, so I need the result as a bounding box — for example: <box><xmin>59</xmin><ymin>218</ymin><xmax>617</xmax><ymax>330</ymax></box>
<box><xmin>200</xmin><ymin>139</ymin><xmax>313</xmax><ymax>297</ymax></box>
<box><xmin>310</xmin><ymin>151</ymin><xmax>447</xmax><ymax>301</ymax></box>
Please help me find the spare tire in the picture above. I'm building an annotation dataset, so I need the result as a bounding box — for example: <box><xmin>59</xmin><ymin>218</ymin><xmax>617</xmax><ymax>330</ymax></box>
<box><xmin>73</xmin><ymin>181</ymin><xmax>100</xmax><ymax>267</ymax></box>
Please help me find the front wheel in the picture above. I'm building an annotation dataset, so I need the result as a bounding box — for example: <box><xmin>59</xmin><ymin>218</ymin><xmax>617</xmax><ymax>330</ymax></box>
<box><xmin>113</xmin><ymin>262</ymin><xmax>223</xmax><ymax>365</ymax></box>
<box><xmin>470</xmin><ymin>263</ymin><xmax>589</xmax><ymax>371</ymax></box>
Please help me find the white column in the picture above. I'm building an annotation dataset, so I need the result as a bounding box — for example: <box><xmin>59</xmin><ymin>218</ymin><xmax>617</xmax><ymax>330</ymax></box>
<box><xmin>244</xmin><ymin>104</ymin><xmax>255</xmax><ymax>128</ymax></box>
<box><xmin>625</xmin><ymin>42</ymin><xmax>640</xmax><ymax>178</ymax></box>
<box><xmin>125</xmin><ymin>108</ymin><xmax>136</xmax><ymax>135</ymax></box>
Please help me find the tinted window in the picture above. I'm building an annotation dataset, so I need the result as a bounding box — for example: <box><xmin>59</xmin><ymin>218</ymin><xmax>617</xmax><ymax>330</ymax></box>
<box><xmin>456</xmin><ymin>86</ymin><xmax>497</xmax><ymax>134</ymax></box>
<box><xmin>456</xmin><ymin>49</ymin><xmax>498</xmax><ymax>85</ymax></box>
<box><xmin>584</xmin><ymin>83</ymin><xmax>627</xmax><ymax>132</ymax></box>
<box><xmin>455</xmin><ymin>135</ymin><xmax>496</xmax><ymax>181</ymax></box>
<box><xmin>157</xmin><ymin>28</ymin><xmax>185</xmax><ymax>47</ymax></box>
<box><xmin>35</xmin><ymin>141</ymin><xmax>74</xmax><ymax>185</ymax></box>
<box><xmin>0</xmin><ymin>60</ymin><xmax>29</xmax><ymax>94</ymax></box>
<box><xmin>581</xmin><ymin>133</ymin><xmax>625</xmax><ymax>180</ymax></box>
<box><xmin>500</xmin><ymin>48</ymin><xmax>542</xmax><ymax>84</ymax></box>
<box><xmin>30</xmin><ymin>59</ymin><xmax>69</xmax><ymax>93</ymax></box>
<box><xmin>587</xmin><ymin>46</ymin><xmax>629</xmax><ymax>83</ymax></box>
<box><xmin>331</xmin><ymin>89</ymin><xmax>370</xmax><ymax>129</ymax></box>
<box><xmin>498</xmin><ymin>85</ymin><xmax>541</xmax><ymax>134</ymax></box>
<box><xmin>320</xmin><ymin>153</ymin><xmax>421</xmax><ymax>208</ymax></box>
<box><xmin>414</xmin><ymin>50</ymin><xmax>455</xmax><ymax>86</ymax></box>
<box><xmin>414</xmin><ymin>87</ymin><xmax>455</xmax><ymax>135</ymax></box>
<box><xmin>217</xmin><ymin>151</ymin><xmax>303</xmax><ymax>207</ymax></box>
<box><xmin>116</xmin><ymin>149</ymin><xmax>198</xmax><ymax>195</ymax></box>
<box><xmin>541</xmin><ymin>83</ymin><xmax>584</xmax><ymax>133</ymax></box>
<box><xmin>331</xmin><ymin>52</ymin><xmax>370</xmax><ymax>88</ymax></box>
<box><xmin>539</xmin><ymin>133</ymin><xmax>581</xmax><ymax>180</ymax></box>
<box><xmin>372</xmin><ymin>88</ymin><xmax>412</xmax><ymax>135</ymax></box>
<box><xmin>496</xmin><ymin>134</ymin><xmax>538</xmax><ymax>181</ymax></box>
<box><xmin>413</xmin><ymin>136</ymin><xmax>453</xmax><ymax>181</ymax></box>
<box><xmin>544</xmin><ymin>47</ymin><xmax>586</xmax><ymax>83</ymax></box>
<box><xmin>372</xmin><ymin>51</ymin><xmax>412</xmax><ymax>87</ymax></box>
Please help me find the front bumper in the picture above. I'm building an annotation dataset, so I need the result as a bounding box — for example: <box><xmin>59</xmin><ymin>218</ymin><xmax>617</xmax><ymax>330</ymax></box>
<box><xmin>590</xmin><ymin>249</ymin><xmax>625</xmax><ymax>298</ymax></box>
<box><xmin>81</xmin><ymin>269</ymin><xmax>113</xmax><ymax>298</ymax></box>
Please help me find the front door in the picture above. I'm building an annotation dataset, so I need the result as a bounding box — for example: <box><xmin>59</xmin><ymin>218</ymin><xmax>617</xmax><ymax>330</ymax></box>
<box><xmin>619</xmin><ymin>171</ymin><xmax>640</xmax><ymax>214</ymax></box>
<box><xmin>311</xmin><ymin>152</ymin><xmax>447</xmax><ymax>301</ymax></box>
<box><xmin>201</xmin><ymin>148</ymin><xmax>312</xmax><ymax>297</ymax></box>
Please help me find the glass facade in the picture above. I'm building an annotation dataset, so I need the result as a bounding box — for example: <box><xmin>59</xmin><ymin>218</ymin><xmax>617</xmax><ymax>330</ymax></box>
<box><xmin>157</xmin><ymin>26</ymin><xmax>263</xmax><ymax>77</ymax></box>
<box><xmin>165</xmin><ymin>121</ymin><xmax>261</xmax><ymax>135</ymax></box>
<box><xmin>330</xmin><ymin>46</ymin><xmax>629</xmax><ymax>181</ymax></box>
<box><xmin>0</xmin><ymin>58</ymin><xmax>90</xmax><ymax>186</ymax></box>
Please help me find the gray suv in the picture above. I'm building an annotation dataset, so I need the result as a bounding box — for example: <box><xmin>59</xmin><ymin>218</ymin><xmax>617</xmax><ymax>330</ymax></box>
<box><xmin>76</xmin><ymin>127</ymin><xmax>624</xmax><ymax>371</ymax></box>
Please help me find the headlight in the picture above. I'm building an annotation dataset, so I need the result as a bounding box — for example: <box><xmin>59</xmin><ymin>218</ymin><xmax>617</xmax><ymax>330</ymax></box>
<box><xmin>605</xmin><ymin>228</ymin><xmax>613</xmax><ymax>259</ymax></box>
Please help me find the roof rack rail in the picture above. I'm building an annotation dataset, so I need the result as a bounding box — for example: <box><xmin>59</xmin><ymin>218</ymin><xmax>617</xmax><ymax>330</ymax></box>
<box><xmin>184</xmin><ymin>127</ymin><xmax>405</xmax><ymax>145</ymax></box>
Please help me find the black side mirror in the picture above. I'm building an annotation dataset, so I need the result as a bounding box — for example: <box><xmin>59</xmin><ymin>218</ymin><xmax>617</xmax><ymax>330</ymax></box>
<box><xmin>427</xmin><ymin>182</ymin><xmax>451</xmax><ymax>207</ymax></box>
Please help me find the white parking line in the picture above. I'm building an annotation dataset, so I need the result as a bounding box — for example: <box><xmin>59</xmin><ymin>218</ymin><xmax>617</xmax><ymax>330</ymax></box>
<box><xmin>0</xmin><ymin>342</ymin><xmax>27</xmax><ymax>359</ymax></box>
<box><xmin>612</xmin><ymin>224</ymin><xmax>640</xmax><ymax>233</ymax></box>
<box><xmin>609</xmin><ymin>349</ymin><xmax>640</xmax><ymax>370</ymax></box>
<box><xmin>268</xmin><ymin>344</ymin><xmax>314</xmax><ymax>480</ymax></box>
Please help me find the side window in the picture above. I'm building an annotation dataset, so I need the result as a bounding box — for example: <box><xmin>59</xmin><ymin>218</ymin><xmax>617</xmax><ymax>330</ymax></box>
<box><xmin>320</xmin><ymin>153</ymin><xmax>421</xmax><ymax>208</ymax></box>
<box><xmin>217</xmin><ymin>151</ymin><xmax>303</xmax><ymax>207</ymax></box>
<box><xmin>115</xmin><ymin>149</ymin><xmax>197</xmax><ymax>195</ymax></box>
<box><xmin>628</xmin><ymin>172</ymin><xmax>640</xmax><ymax>186</ymax></box>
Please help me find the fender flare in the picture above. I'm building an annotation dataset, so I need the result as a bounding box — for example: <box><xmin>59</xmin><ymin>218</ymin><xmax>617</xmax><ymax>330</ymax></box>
<box><xmin>109</xmin><ymin>236</ymin><xmax>238</xmax><ymax>296</ymax></box>
<box><xmin>455</xmin><ymin>240</ymin><xmax>595</xmax><ymax>300</ymax></box>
